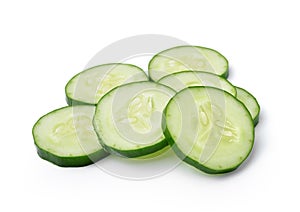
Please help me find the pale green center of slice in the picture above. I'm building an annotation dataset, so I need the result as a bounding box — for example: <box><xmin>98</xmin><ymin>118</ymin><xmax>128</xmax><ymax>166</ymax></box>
<box><xmin>95</xmin><ymin>73</ymin><xmax>126</xmax><ymax>101</ymax></box>
<box><xmin>127</xmin><ymin>93</ymin><xmax>154</xmax><ymax>133</ymax></box>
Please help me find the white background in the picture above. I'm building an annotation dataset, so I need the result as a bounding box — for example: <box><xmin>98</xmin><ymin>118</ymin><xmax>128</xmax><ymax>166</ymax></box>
<box><xmin>1</xmin><ymin>0</ymin><xmax>299</xmax><ymax>211</ymax></box>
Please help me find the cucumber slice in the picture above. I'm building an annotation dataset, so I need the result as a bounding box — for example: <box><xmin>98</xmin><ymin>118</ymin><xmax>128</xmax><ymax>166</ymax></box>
<box><xmin>93</xmin><ymin>81</ymin><xmax>175</xmax><ymax>157</ymax></box>
<box><xmin>32</xmin><ymin>106</ymin><xmax>108</xmax><ymax>167</ymax></box>
<box><xmin>235</xmin><ymin>87</ymin><xmax>260</xmax><ymax>126</ymax></box>
<box><xmin>65</xmin><ymin>63</ymin><xmax>148</xmax><ymax>105</ymax></box>
<box><xmin>164</xmin><ymin>87</ymin><xmax>254</xmax><ymax>174</ymax></box>
<box><xmin>148</xmin><ymin>46</ymin><xmax>228</xmax><ymax>81</ymax></box>
<box><xmin>158</xmin><ymin>71</ymin><xmax>236</xmax><ymax>96</ymax></box>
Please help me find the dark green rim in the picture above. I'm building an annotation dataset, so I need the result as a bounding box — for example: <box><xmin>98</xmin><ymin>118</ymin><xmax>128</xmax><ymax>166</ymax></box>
<box><xmin>235</xmin><ymin>86</ymin><xmax>261</xmax><ymax>126</ymax></box>
<box><xmin>36</xmin><ymin>145</ymin><xmax>108</xmax><ymax>167</ymax></box>
<box><xmin>100</xmin><ymin>138</ymin><xmax>168</xmax><ymax>158</ymax></box>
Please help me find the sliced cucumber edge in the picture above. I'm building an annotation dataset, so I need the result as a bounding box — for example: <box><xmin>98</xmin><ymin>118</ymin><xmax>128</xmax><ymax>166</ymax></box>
<box><xmin>35</xmin><ymin>145</ymin><xmax>108</xmax><ymax>167</ymax></box>
<box><xmin>98</xmin><ymin>139</ymin><xmax>169</xmax><ymax>158</ymax></box>
<box><xmin>235</xmin><ymin>86</ymin><xmax>261</xmax><ymax>126</ymax></box>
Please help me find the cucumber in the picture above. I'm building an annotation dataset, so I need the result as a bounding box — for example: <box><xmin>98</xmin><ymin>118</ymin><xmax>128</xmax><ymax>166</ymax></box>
<box><xmin>65</xmin><ymin>63</ymin><xmax>148</xmax><ymax>105</ymax></box>
<box><xmin>158</xmin><ymin>71</ymin><xmax>236</xmax><ymax>96</ymax></box>
<box><xmin>148</xmin><ymin>46</ymin><xmax>228</xmax><ymax>81</ymax></box>
<box><xmin>32</xmin><ymin>106</ymin><xmax>108</xmax><ymax>167</ymax></box>
<box><xmin>164</xmin><ymin>87</ymin><xmax>254</xmax><ymax>174</ymax></box>
<box><xmin>235</xmin><ymin>87</ymin><xmax>260</xmax><ymax>126</ymax></box>
<box><xmin>93</xmin><ymin>81</ymin><xmax>175</xmax><ymax>157</ymax></box>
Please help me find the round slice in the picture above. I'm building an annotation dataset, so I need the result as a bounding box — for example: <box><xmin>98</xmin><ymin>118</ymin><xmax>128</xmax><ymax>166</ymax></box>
<box><xmin>65</xmin><ymin>63</ymin><xmax>148</xmax><ymax>105</ymax></box>
<box><xmin>158</xmin><ymin>71</ymin><xmax>236</xmax><ymax>96</ymax></box>
<box><xmin>235</xmin><ymin>86</ymin><xmax>260</xmax><ymax>126</ymax></box>
<box><xmin>32</xmin><ymin>106</ymin><xmax>108</xmax><ymax>167</ymax></box>
<box><xmin>93</xmin><ymin>81</ymin><xmax>176</xmax><ymax>157</ymax></box>
<box><xmin>148</xmin><ymin>46</ymin><xmax>229</xmax><ymax>81</ymax></box>
<box><xmin>164</xmin><ymin>87</ymin><xmax>254</xmax><ymax>174</ymax></box>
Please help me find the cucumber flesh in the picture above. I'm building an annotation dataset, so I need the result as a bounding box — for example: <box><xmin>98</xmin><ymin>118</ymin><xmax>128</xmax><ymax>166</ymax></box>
<box><xmin>235</xmin><ymin>87</ymin><xmax>260</xmax><ymax>126</ymax></box>
<box><xmin>158</xmin><ymin>71</ymin><xmax>236</xmax><ymax>96</ymax></box>
<box><xmin>164</xmin><ymin>87</ymin><xmax>254</xmax><ymax>174</ymax></box>
<box><xmin>93</xmin><ymin>81</ymin><xmax>175</xmax><ymax>157</ymax></box>
<box><xmin>148</xmin><ymin>46</ymin><xmax>228</xmax><ymax>81</ymax></box>
<box><xmin>65</xmin><ymin>63</ymin><xmax>148</xmax><ymax>105</ymax></box>
<box><xmin>32</xmin><ymin>106</ymin><xmax>108</xmax><ymax>167</ymax></box>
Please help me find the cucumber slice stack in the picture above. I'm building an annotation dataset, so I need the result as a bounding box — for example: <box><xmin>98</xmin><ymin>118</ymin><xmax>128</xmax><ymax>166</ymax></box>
<box><xmin>33</xmin><ymin>63</ymin><xmax>148</xmax><ymax>167</ymax></box>
<box><xmin>33</xmin><ymin>44</ymin><xmax>260</xmax><ymax>175</ymax></box>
